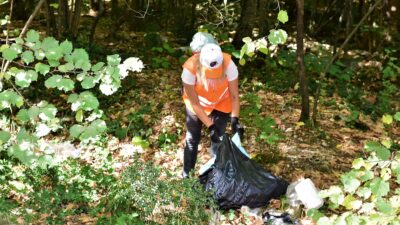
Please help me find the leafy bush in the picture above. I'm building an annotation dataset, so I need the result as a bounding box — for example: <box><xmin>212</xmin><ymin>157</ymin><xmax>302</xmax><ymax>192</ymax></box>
<box><xmin>0</xmin><ymin>30</ymin><xmax>143</xmax><ymax>168</ymax></box>
<box><xmin>108</xmin><ymin>159</ymin><xmax>216</xmax><ymax>224</ymax></box>
<box><xmin>310</xmin><ymin>113</ymin><xmax>400</xmax><ymax>224</ymax></box>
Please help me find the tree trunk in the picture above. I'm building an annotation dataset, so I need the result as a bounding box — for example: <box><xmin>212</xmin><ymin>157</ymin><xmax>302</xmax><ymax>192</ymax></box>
<box><xmin>89</xmin><ymin>0</ymin><xmax>105</xmax><ymax>45</ymax></box>
<box><xmin>70</xmin><ymin>0</ymin><xmax>83</xmax><ymax>39</ymax></box>
<box><xmin>257</xmin><ymin>0</ymin><xmax>268</xmax><ymax>37</ymax></box>
<box><xmin>111</xmin><ymin>0</ymin><xmax>119</xmax><ymax>20</ymax></box>
<box><xmin>12</xmin><ymin>0</ymin><xmax>35</xmax><ymax>20</ymax></box>
<box><xmin>45</xmin><ymin>0</ymin><xmax>57</xmax><ymax>36</ymax></box>
<box><xmin>345</xmin><ymin>0</ymin><xmax>353</xmax><ymax>37</ymax></box>
<box><xmin>296</xmin><ymin>0</ymin><xmax>309</xmax><ymax>122</ymax></box>
<box><xmin>233</xmin><ymin>0</ymin><xmax>257</xmax><ymax>49</ymax></box>
<box><xmin>58</xmin><ymin>0</ymin><xmax>69</xmax><ymax>38</ymax></box>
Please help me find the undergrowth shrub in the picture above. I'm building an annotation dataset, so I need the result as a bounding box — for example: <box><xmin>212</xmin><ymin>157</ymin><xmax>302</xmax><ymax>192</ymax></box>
<box><xmin>309</xmin><ymin>113</ymin><xmax>400</xmax><ymax>225</ymax></box>
<box><xmin>107</xmin><ymin>159</ymin><xmax>216</xmax><ymax>224</ymax></box>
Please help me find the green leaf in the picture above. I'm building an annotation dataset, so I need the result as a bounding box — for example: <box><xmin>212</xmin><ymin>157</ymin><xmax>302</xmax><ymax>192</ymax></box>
<box><xmin>28</xmin><ymin>106</ymin><xmax>40</xmax><ymax>118</ymax></box>
<box><xmin>25</xmin><ymin>30</ymin><xmax>40</xmax><ymax>43</ymax></box>
<box><xmin>369</xmin><ymin>178</ymin><xmax>390</xmax><ymax>197</ymax></box>
<box><xmin>343</xmin><ymin>195</ymin><xmax>362</xmax><ymax>210</ymax></box>
<box><xmin>377</xmin><ymin>147</ymin><xmax>391</xmax><ymax>161</ymax></box>
<box><xmin>306</xmin><ymin>209</ymin><xmax>324</xmax><ymax>222</ymax></box>
<box><xmin>21</xmin><ymin>50</ymin><xmax>34</xmax><ymax>65</ymax></box>
<box><xmin>41</xmin><ymin>37</ymin><xmax>59</xmax><ymax>51</ymax></box>
<box><xmin>394</xmin><ymin>112</ymin><xmax>400</xmax><ymax>122</ymax></box>
<box><xmin>75</xmin><ymin>59</ymin><xmax>91</xmax><ymax>71</ymax></box>
<box><xmin>45</xmin><ymin>47</ymin><xmax>63</xmax><ymax>61</ymax></box>
<box><xmin>381</xmin><ymin>140</ymin><xmax>391</xmax><ymax>149</ymax></box>
<box><xmin>35</xmin><ymin>63</ymin><xmax>50</xmax><ymax>75</ymax></box>
<box><xmin>345</xmin><ymin>215</ymin><xmax>360</xmax><ymax>225</ymax></box>
<box><xmin>60</xmin><ymin>40</ymin><xmax>73</xmax><ymax>55</ymax></box>
<box><xmin>80</xmin><ymin>126</ymin><xmax>98</xmax><ymax>140</ymax></box>
<box><xmin>59</xmin><ymin>78</ymin><xmax>74</xmax><ymax>92</ymax></box>
<box><xmin>352</xmin><ymin>158</ymin><xmax>365</xmax><ymax>169</ymax></box>
<box><xmin>277</xmin><ymin>10</ymin><xmax>289</xmax><ymax>23</ymax></box>
<box><xmin>67</xmin><ymin>93</ymin><xmax>79</xmax><ymax>103</ymax></box>
<box><xmin>81</xmin><ymin>76</ymin><xmax>96</xmax><ymax>89</ymax></box>
<box><xmin>77</xmin><ymin>72</ymin><xmax>86</xmax><ymax>81</ymax></box>
<box><xmin>240</xmin><ymin>43</ymin><xmax>247</xmax><ymax>59</ymax></box>
<box><xmin>48</xmin><ymin>60</ymin><xmax>60</xmax><ymax>67</ymax></box>
<box><xmin>364</xmin><ymin>141</ymin><xmax>390</xmax><ymax>160</ymax></box>
<box><xmin>341</xmin><ymin>171</ymin><xmax>361</xmax><ymax>193</ymax></box>
<box><xmin>70</xmin><ymin>124</ymin><xmax>84</xmax><ymax>138</ymax></box>
<box><xmin>16</xmin><ymin>109</ymin><xmax>30</xmax><ymax>123</ymax></box>
<box><xmin>239</xmin><ymin>58</ymin><xmax>246</xmax><ymax>66</ymax></box>
<box><xmin>39</xmin><ymin>104</ymin><xmax>57</xmax><ymax>121</ymax></box>
<box><xmin>258</xmin><ymin>47</ymin><xmax>268</xmax><ymax>55</ymax></box>
<box><xmin>69</xmin><ymin>48</ymin><xmax>89</xmax><ymax>65</ymax></box>
<box><xmin>91</xmin><ymin>119</ymin><xmax>107</xmax><ymax>133</ymax></box>
<box><xmin>107</xmin><ymin>54</ymin><xmax>121</xmax><ymax>66</ymax></box>
<box><xmin>8</xmin><ymin>144</ymin><xmax>36</xmax><ymax>166</ymax></box>
<box><xmin>382</xmin><ymin>114</ymin><xmax>393</xmax><ymax>125</ymax></box>
<box><xmin>0</xmin><ymin>130</ymin><xmax>11</xmax><ymax>144</ymax></box>
<box><xmin>356</xmin><ymin>187</ymin><xmax>371</xmax><ymax>199</ymax></box>
<box><xmin>242</xmin><ymin>37</ymin><xmax>252</xmax><ymax>43</ymax></box>
<box><xmin>45</xmin><ymin>75</ymin><xmax>62</xmax><ymax>88</ymax></box>
<box><xmin>76</xmin><ymin>109</ymin><xmax>83</xmax><ymax>122</ymax></box>
<box><xmin>2</xmin><ymin>47</ymin><xmax>18</xmax><ymax>61</ymax></box>
<box><xmin>360</xmin><ymin>170</ymin><xmax>374</xmax><ymax>182</ymax></box>
<box><xmin>375</xmin><ymin>198</ymin><xmax>394</xmax><ymax>215</ymax></box>
<box><xmin>37</xmin><ymin>154</ymin><xmax>54</xmax><ymax>169</ymax></box>
<box><xmin>58</xmin><ymin>62</ymin><xmax>74</xmax><ymax>72</ymax></box>
<box><xmin>15</xmin><ymin>71</ymin><xmax>30</xmax><ymax>88</ymax></box>
<box><xmin>92</xmin><ymin>62</ymin><xmax>105</xmax><ymax>72</ymax></box>
<box><xmin>15</xmin><ymin>70</ymin><xmax>37</xmax><ymax>88</ymax></box>
<box><xmin>34</xmin><ymin>49</ymin><xmax>45</xmax><ymax>60</ymax></box>
<box><xmin>268</xmin><ymin>29</ymin><xmax>288</xmax><ymax>45</ymax></box>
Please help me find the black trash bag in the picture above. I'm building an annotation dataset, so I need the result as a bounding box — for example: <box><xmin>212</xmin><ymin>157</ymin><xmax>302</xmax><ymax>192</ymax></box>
<box><xmin>199</xmin><ymin>134</ymin><xmax>288</xmax><ymax>209</ymax></box>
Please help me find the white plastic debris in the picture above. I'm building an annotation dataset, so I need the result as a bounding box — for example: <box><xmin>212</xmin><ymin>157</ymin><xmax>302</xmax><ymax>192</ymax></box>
<box><xmin>286</xmin><ymin>178</ymin><xmax>324</xmax><ymax>209</ymax></box>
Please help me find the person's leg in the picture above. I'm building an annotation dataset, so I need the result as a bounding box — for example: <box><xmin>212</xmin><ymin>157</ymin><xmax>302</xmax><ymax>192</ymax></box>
<box><xmin>210</xmin><ymin>110</ymin><xmax>230</xmax><ymax>156</ymax></box>
<box><xmin>183</xmin><ymin>108</ymin><xmax>203</xmax><ymax>177</ymax></box>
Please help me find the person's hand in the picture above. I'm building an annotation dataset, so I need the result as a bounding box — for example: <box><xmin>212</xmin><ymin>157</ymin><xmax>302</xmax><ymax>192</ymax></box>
<box><xmin>231</xmin><ymin>117</ymin><xmax>244</xmax><ymax>139</ymax></box>
<box><xmin>208</xmin><ymin>124</ymin><xmax>222</xmax><ymax>143</ymax></box>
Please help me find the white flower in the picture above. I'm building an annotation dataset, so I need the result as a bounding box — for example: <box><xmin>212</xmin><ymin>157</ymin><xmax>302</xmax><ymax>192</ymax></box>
<box><xmin>123</xmin><ymin>57</ymin><xmax>144</xmax><ymax>72</ymax></box>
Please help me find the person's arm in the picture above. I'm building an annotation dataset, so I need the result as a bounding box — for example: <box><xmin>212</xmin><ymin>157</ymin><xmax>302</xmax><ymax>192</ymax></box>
<box><xmin>228</xmin><ymin>78</ymin><xmax>240</xmax><ymax>117</ymax></box>
<box><xmin>183</xmin><ymin>83</ymin><xmax>213</xmax><ymax>127</ymax></box>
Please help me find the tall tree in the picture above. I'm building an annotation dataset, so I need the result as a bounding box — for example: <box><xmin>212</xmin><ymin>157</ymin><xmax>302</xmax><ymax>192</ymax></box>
<box><xmin>296</xmin><ymin>0</ymin><xmax>309</xmax><ymax>122</ymax></box>
<box><xmin>232</xmin><ymin>0</ymin><xmax>257</xmax><ymax>49</ymax></box>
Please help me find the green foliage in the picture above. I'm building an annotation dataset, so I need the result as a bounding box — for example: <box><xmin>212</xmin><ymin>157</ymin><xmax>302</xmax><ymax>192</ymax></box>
<box><xmin>315</xmin><ymin>114</ymin><xmax>400</xmax><ymax>224</ymax></box>
<box><xmin>277</xmin><ymin>10</ymin><xmax>289</xmax><ymax>24</ymax></box>
<box><xmin>241</xmin><ymin>93</ymin><xmax>283</xmax><ymax>145</ymax></box>
<box><xmin>234</xmin><ymin>9</ymin><xmax>288</xmax><ymax>66</ymax></box>
<box><xmin>150</xmin><ymin>42</ymin><xmax>178</xmax><ymax>69</ymax></box>
<box><xmin>108</xmin><ymin>159</ymin><xmax>216</xmax><ymax>224</ymax></box>
<box><xmin>0</xmin><ymin>30</ymin><xmax>143</xmax><ymax>167</ymax></box>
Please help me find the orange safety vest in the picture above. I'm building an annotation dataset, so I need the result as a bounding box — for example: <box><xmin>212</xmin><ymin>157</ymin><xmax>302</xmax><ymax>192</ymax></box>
<box><xmin>182</xmin><ymin>53</ymin><xmax>232</xmax><ymax>115</ymax></box>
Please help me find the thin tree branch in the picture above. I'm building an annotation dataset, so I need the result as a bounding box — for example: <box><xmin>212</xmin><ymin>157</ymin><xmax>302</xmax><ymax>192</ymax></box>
<box><xmin>20</xmin><ymin>0</ymin><xmax>46</xmax><ymax>38</ymax></box>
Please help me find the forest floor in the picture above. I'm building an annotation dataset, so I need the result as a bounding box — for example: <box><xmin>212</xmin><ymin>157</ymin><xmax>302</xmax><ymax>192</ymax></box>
<box><xmin>3</xmin><ymin>22</ymin><xmax>399</xmax><ymax>224</ymax></box>
<box><xmin>111</xmin><ymin>64</ymin><xmax>391</xmax><ymax>189</ymax></box>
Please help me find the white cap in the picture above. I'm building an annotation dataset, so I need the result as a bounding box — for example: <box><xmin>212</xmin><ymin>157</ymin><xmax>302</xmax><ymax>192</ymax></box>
<box><xmin>190</xmin><ymin>32</ymin><xmax>218</xmax><ymax>53</ymax></box>
<box><xmin>200</xmin><ymin>43</ymin><xmax>223</xmax><ymax>69</ymax></box>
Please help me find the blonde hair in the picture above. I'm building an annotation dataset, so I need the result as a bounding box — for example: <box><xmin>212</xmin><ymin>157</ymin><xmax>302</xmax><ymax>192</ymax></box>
<box><xmin>196</xmin><ymin>58</ymin><xmax>226</xmax><ymax>92</ymax></box>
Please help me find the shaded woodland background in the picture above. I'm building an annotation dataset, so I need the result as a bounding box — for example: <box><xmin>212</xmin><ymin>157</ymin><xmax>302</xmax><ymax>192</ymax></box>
<box><xmin>0</xmin><ymin>0</ymin><xmax>400</xmax><ymax>224</ymax></box>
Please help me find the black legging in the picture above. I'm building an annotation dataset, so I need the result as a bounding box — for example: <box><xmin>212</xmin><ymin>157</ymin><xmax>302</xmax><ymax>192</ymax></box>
<box><xmin>183</xmin><ymin>108</ymin><xmax>230</xmax><ymax>176</ymax></box>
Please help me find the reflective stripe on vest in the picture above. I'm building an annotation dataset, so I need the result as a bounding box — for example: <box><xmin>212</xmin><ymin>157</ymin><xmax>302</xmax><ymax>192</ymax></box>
<box><xmin>198</xmin><ymin>87</ymin><xmax>229</xmax><ymax>108</ymax></box>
